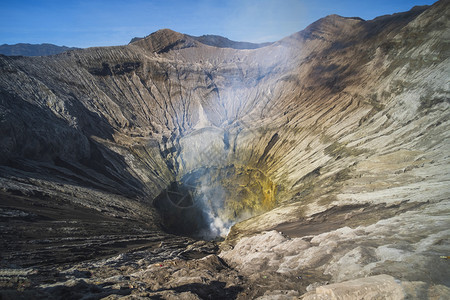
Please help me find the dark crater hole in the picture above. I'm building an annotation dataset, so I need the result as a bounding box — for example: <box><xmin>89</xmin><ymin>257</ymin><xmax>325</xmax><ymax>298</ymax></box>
<box><xmin>153</xmin><ymin>166</ymin><xmax>277</xmax><ymax>240</ymax></box>
<box><xmin>153</xmin><ymin>181</ymin><xmax>208</xmax><ymax>237</ymax></box>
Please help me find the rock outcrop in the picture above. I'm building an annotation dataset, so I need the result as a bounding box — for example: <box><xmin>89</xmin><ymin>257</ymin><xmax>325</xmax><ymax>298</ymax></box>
<box><xmin>0</xmin><ymin>1</ymin><xmax>449</xmax><ymax>299</ymax></box>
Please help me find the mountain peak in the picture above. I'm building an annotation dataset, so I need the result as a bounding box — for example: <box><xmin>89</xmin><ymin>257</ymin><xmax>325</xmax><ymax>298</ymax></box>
<box><xmin>130</xmin><ymin>29</ymin><xmax>272</xmax><ymax>52</ymax></box>
<box><xmin>130</xmin><ymin>29</ymin><xmax>196</xmax><ymax>53</ymax></box>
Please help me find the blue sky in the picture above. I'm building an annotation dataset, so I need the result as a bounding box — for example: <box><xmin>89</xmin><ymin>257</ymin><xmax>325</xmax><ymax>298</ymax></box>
<box><xmin>0</xmin><ymin>0</ymin><xmax>438</xmax><ymax>48</ymax></box>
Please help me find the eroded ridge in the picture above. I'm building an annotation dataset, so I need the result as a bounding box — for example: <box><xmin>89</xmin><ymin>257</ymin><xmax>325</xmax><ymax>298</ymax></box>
<box><xmin>0</xmin><ymin>1</ymin><xmax>449</xmax><ymax>299</ymax></box>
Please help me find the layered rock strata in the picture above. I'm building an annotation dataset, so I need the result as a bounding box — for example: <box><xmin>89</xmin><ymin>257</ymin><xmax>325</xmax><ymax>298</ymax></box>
<box><xmin>0</xmin><ymin>1</ymin><xmax>449</xmax><ymax>298</ymax></box>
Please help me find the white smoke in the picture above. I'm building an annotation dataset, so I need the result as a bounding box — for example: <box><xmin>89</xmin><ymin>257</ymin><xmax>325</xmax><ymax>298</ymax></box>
<box><xmin>194</xmin><ymin>176</ymin><xmax>233</xmax><ymax>240</ymax></box>
<box><xmin>200</xmin><ymin>208</ymin><xmax>233</xmax><ymax>240</ymax></box>
<box><xmin>174</xmin><ymin>36</ymin><xmax>293</xmax><ymax>240</ymax></box>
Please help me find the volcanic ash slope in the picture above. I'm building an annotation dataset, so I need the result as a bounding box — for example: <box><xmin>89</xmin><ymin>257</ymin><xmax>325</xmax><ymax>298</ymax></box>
<box><xmin>0</xmin><ymin>1</ymin><xmax>449</xmax><ymax>299</ymax></box>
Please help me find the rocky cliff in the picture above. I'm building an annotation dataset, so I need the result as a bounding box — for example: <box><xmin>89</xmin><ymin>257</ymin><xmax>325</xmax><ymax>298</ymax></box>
<box><xmin>0</xmin><ymin>1</ymin><xmax>449</xmax><ymax>299</ymax></box>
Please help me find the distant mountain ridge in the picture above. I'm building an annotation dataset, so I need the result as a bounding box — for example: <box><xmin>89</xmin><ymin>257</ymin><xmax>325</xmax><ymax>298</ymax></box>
<box><xmin>0</xmin><ymin>43</ymin><xmax>78</xmax><ymax>56</ymax></box>
<box><xmin>190</xmin><ymin>34</ymin><xmax>272</xmax><ymax>49</ymax></box>
<box><xmin>130</xmin><ymin>32</ymin><xmax>272</xmax><ymax>50</ymax></box>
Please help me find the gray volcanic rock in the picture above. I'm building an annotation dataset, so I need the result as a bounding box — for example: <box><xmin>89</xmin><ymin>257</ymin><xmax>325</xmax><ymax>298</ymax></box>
<box><xmin>0</xmin><ymin>1</ymin><xmax>449</xmax><ymax>299</ymax></box>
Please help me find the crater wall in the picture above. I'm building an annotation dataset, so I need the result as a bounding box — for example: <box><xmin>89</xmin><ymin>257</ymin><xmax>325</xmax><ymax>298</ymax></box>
<box><xmin>0</xmin><ymin>1</ymin><xmax>449</xmax><ymax>298</ymax></box>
